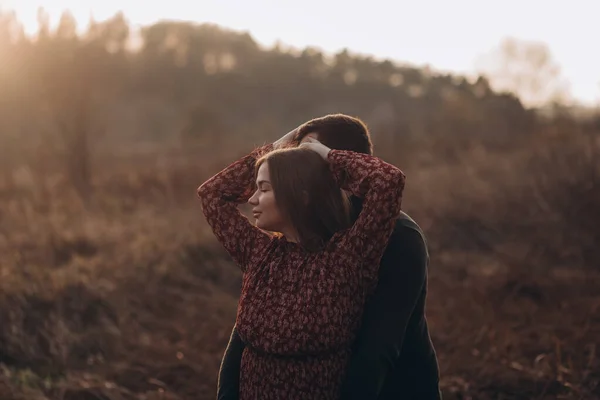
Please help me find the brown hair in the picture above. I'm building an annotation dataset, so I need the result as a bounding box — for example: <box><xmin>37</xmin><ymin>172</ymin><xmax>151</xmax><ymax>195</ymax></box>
<box><xmin>255</xmin><ymin>147</ymin><xmax>351</xmax><ymax>251</ymax></box>
<box><xmin>294</xmin><ymin>114</ymin><xmax>373</xmax><ymax>155</ymax></box>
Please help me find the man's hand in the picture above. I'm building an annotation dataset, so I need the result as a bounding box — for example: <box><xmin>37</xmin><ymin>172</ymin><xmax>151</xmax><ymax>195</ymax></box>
<box><xmin>298</xmin><ymin>136</ymin><xmax>331</xmax><ymax>160</ymax></box>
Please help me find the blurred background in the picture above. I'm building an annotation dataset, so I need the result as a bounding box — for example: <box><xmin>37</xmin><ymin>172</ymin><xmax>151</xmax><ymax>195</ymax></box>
<box><xmin>0</xmin><ymin>1</ymin><xmax>599</xmax><ymax>399</ymax></box>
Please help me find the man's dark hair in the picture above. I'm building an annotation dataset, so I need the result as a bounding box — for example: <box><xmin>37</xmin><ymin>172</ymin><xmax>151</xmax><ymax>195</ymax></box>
<box><xmin>294</xmin><ymin>114</ymin><xmax>373</xmax><ymax>155</ymax></box>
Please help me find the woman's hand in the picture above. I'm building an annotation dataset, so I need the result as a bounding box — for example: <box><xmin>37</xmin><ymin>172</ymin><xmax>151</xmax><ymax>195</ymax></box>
<box><xmin>298</xmin><ymin>136</ymin><xmax>331</xmax><ymax>160</ymax></box>
<box><xmin>273</xmin><ymin>127</ymin><xmax>300</xmax><ymax>150</ymax></box>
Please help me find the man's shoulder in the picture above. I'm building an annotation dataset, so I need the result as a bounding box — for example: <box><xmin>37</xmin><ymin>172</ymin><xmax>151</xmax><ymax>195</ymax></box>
<box><xmin>374</xmin><ymin>212</ymin><xmax>428</xmax><ymax>288</ymax></box>
<box><xmin>392</xmin><ymin>211</ymin><xmax>424</xmax><ymax>237</ymax></box>
<box><xmin>386</xmin><ymin>211</ymin><xmax>429</xmax><ymax>259</ymax></box>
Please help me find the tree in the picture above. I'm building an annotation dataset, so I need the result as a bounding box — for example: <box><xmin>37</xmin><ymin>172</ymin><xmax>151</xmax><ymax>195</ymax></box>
<box><xmin>30</xmin><ymin>10</ymin><xmax>129</xmax><ymax>204</ymax></box>
<box><xmin>476</xmin><ymin>37</ymin><xmax>571</xmax><ymax>108</ymax></box>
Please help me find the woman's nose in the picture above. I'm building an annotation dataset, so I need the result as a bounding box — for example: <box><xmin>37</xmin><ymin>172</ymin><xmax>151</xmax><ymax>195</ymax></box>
<box><xmin>248</xmin><ymin>191</ymin><xmax>258</xmax><ymax>205</ymax></box>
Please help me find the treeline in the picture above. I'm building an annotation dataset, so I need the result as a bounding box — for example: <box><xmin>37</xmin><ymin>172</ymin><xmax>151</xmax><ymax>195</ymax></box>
<box><xmin>0</xmin><ymin>11</ymin><xmax>540</xmax><ymax>152</ymax></box>
<box><xmin>0</xmin><ymin>11</ymin><xmax>598</xmax><ymax>191</ymax></box>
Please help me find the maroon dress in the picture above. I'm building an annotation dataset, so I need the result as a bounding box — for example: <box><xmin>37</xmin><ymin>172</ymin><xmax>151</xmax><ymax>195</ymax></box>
<box><xmin>198</xmin><ymin>144</ymin><xmax>405</xmax><ymax>400</ymax></box>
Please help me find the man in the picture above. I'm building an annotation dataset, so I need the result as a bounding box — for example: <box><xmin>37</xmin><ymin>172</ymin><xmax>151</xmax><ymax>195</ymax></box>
<box><xmin>216</xmin><ymin>114</ymin><xmax>442</xmax><ymax>400</ymax></box>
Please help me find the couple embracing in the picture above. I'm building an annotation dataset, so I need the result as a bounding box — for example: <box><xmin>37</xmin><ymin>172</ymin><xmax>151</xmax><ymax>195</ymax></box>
<box><xmin>198</xmin><ymin>114</ymin><xmax>441</xmax><ymax>400</ymax></box>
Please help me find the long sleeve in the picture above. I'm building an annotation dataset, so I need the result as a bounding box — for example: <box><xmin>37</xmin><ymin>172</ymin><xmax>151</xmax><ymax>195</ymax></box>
<box><xmin>197</xmin><ymin>145</ymin><xmax>273</xmax><ymax>272</ymax></box>
<box><xmin>340</xmin><ymin>226</ymin><xmax>429</xmax><ymax>400</ymax></box>
<box><xmin>217</xmin><ymin>326</ymin><xmax>245</xmax><ymax>400</ymax></box>
<box><xmin>327</xmin><ymin>150</ymin><xmax>405</xmax><ymax>284</ymax></box>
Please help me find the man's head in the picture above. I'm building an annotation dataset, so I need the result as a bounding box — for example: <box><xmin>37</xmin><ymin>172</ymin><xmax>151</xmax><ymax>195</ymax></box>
<box><xmin>294</xmin><ymin>114</ymin><xmax>373</xmax><ymax>155</ymax></box>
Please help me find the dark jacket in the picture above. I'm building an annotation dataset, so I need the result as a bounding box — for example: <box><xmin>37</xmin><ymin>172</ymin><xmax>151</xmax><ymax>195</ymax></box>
<box><xmin>216</xmin><ymin>211</ymin><xmax>441</xmax><ymax>400</ymax></box>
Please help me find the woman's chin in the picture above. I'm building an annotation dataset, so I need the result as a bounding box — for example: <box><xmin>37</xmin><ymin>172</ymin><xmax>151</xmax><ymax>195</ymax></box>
<box><xmin>255</xmin><ymin>220</ymin><xmax>267</xmax><ymax>230</ymax></box>
<box><xmin>255</xmin><ymin>221</ymin><xmax>277</xmax><ymax>233</ymax></box>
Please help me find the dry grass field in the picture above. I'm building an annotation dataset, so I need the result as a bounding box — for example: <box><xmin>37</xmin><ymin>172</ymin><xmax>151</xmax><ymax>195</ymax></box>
<box><xmin>1</xmin><ymin>130</ymin><xmax>599</xmax><ymax>400</ymax></box>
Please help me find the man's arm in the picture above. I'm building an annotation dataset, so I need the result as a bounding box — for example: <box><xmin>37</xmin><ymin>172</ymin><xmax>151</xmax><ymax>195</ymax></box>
<box><xmin>340</xmin><ymin>226</ymin><xmax>428</xmax><ymax>400</ymax></box>
<box><xmin>216</xmin><ymin>325</ymin><xmax>245</xmax><ymax>400</ymax></box>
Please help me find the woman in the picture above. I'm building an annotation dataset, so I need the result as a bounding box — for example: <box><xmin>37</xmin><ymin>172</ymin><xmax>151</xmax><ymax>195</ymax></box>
<box><xmin>197</xmin><ymin>131</ymin><xmax>405</xmax><ymax>399</ymax></box>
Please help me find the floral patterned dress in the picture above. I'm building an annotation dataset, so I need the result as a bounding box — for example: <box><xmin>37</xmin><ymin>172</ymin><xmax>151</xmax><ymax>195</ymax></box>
<box><xmin>198</xmin><ymin>144</ymin><xmax>405</xmax><ymax>400</ymax></box>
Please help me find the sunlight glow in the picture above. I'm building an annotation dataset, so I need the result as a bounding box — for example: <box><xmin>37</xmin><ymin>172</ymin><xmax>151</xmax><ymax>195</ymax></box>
<box><xmin>3</xmin><ymin>0</ymin><xmax>600</xmax><ymax>106</ymax></box>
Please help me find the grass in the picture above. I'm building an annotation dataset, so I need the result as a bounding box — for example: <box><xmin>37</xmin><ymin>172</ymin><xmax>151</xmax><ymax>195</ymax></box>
<box><xmin>0</xmin><ymin>132</ymin><xmax>599</xmax><ymax>399</ymax></box>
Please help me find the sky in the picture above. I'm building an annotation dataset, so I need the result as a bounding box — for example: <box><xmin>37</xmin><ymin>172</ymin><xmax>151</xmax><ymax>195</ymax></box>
<box><xmin>3</xmin><ymin>0</ymin><xmax>599</xmax><ymax>106</ymax></box>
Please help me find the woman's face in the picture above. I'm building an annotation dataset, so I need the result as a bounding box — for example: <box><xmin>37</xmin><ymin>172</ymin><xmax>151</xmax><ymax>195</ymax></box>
<box><xmin>248</xmin><ymin>162</ymin><xmax>287</xmax><ymax>232</ymax></box>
